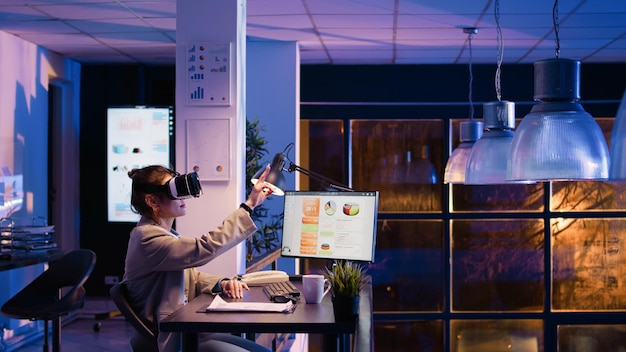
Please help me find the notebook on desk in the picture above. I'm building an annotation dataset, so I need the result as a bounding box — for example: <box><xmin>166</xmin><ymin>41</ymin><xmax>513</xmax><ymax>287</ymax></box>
<box><xmin>203</xmin><ymin>295</ymin><xmax>296</xmax><ymax>313</ymax></box>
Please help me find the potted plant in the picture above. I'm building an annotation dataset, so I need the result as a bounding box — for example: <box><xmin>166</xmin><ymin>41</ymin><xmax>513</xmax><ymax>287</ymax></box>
<box><xmin>323</xmin><ymin>260</ymin><xmax>369</xmax><ymax>321</ymax></box>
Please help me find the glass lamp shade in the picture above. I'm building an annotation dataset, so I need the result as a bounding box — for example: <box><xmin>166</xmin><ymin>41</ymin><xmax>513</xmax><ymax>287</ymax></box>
<box><xmin>466</xmin><ymin>130</ymin><xmax>518</xmax><ymax>184</ymax></box>
<box><xmin>507</xmin><ymin>58</ymin><xmax>610</xmax><ymax>181</ymax></box>
<box><xmin>609</xmin><ymin>90</ymin><xmax>626</xmax><ymax>180</ymax></box>
<box><xmin>251</xmin><ymin>153</ymin><xmax>286</xmax><ymax>196</ymax></box>
<box><xmin>466</xmin><ymin>101</ymin><xmax>528</xmax><ymax>185</ymax></box>
<box><xmin>444</xmin><ymin>120</ymin><xmax>483</xmax><ymax>184</ymax></box>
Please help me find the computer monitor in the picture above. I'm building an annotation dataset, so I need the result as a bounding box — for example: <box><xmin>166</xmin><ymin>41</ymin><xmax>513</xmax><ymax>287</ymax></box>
<box><xmin>280</xmin><ymin>190</ymin><xmax>379</xmax><ymax>263</ymax></box>
<box><xmin>106</xmin><ymin>106</ymin><xmax>174</xmax><ymax>222</ymax></box>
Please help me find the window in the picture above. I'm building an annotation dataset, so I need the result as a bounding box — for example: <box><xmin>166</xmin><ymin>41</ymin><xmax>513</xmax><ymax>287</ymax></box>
<box><xmin>301</xmin><ymin>117</ymin><xmax>626</xmax><ymax>352</ymax></box>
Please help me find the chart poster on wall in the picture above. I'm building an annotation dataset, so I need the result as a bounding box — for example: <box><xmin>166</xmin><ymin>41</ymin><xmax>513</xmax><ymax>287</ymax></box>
<box><xmin>187</xmin><ymin>119</ymin><xmax>230</xmax><ymax>181</ymax></box>
<box><xmin>186</xmin><ymin>42</ymin><xmax>231</xmax><ymax>106</ymax></box>
<box><xmin>107</xmin><ymin>106</ymin><xmax>174</xmax><ymax>222</ymax></box>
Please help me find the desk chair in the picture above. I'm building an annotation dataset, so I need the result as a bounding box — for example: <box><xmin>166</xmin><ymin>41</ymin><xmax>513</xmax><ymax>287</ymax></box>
<box><xmin>1</xmin><ymin>249</ymin><xmax>96</xmax><ymax>352</ymax></box>
<box><xmin>109</xmin><ymin>282</ymin><xmax>158</xmax><ymax>351</ymax></box>
<box><xmin>110</xmin><ymin>282</ymin><xmax>270</xmax><ymax>352</ymax></box>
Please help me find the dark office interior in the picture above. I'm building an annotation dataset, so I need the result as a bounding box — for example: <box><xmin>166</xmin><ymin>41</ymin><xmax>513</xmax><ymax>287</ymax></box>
<box><xmin>76</xmin><ymin>62</ymin><xmax>626</xmax><ymax>351</ymax></box>
<box><xmin>2</xmin><ymin>0</ymin><xmax>626</xmax><ymax>350</ymax></box>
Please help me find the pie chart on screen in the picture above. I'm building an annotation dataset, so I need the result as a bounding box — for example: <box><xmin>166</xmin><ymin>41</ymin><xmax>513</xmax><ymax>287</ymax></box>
<box><xmin>324</xmin><ymin>200</ymin><xmax>336</xmax><ymax>215</ymax></box>
<box><xmin>343</xmin><ymin>202</ymin><xmax>359</xmax><ymax>216</ymax></box>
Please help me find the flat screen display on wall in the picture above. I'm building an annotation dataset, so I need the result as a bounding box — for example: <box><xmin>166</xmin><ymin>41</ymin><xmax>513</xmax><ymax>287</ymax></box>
<box><xmin>106</xmin><ymin>106</ymin><xmax>174</xmax><ymax>222</ymax></box>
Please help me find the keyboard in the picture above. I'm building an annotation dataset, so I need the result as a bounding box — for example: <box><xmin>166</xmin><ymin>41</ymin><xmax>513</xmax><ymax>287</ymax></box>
<box><xmin>263</xmin><ymin>281</ymin><xmax>300</xmax><ymax>302</ymax></box>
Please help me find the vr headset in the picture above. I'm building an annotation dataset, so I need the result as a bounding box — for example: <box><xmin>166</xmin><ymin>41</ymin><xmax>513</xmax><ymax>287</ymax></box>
<box><xmin>143</xmin><ymin>171</ymin><xmax>203</xmax><ymax>199</ymax></box>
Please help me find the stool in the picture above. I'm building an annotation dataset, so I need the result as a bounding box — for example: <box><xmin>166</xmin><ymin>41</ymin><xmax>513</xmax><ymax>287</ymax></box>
<box><xmin>1</xmin><ymin>249</ymin><xmax>96</xmax><ymax>352</ymax></box>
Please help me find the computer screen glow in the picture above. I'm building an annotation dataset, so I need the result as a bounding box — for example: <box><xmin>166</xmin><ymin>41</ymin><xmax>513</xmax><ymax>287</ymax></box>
<box><xmin>106</xmin><ymin>106</ymin><xmax>174</xmax><ymax>222</ymax></box>
<box><xmin>280</xmin><ymin>191</ymin><xmax>379</xmax><ymax>263</ymax></box>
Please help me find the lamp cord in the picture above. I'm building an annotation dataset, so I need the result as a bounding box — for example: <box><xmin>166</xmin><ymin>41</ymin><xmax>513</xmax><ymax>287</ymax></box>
<box><xmin>467</xmin><ymin>30</ymin><xmax>475</xmax><ymax>120</ymax></box>
<box><xmin>495</xmin><ymin>0</ymin><xmax>503</xmax><ymax>102</ymax></box>
<box><xmin>553</xmin><ymin>0</ymin><xmax>560</xmax><ymax>59</ymax></box>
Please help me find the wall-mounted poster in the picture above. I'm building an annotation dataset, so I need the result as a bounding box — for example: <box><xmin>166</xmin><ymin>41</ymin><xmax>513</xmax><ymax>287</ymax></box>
<box><xmin>186</xmin><ymin>119</ymin><xmax>230</xmax><ymax>181</ymax></box>
<box><xmin>186</xmin><ymin>42</ymin><xmax>231</xmax><ymax>106</ymax></box>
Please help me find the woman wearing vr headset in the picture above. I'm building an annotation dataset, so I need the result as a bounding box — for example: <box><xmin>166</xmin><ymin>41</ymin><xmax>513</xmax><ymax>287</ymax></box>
<box><xmin>122</xmin><ymin>164</ymin><xmax>273</xmax><ymax>352</ymax></box>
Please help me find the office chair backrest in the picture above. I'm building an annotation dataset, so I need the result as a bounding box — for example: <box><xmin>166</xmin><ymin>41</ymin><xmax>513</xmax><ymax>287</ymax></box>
<box><xmin>109</xmin><ymin>282</ymin><xmax>271</xmax><ymax>352</ymax></box>
<box><xmin>1</xmin><ymin>249</ymin><xmax>96</xmax><ymax>321</ymax></box>
<box><xmin>110</xmin><ymin>282</ymin><xmax>158</xmax><ymax>351</ymax></box>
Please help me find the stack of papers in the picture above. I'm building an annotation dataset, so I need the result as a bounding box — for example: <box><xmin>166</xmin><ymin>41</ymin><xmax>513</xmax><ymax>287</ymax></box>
<box><xmin>206</xmin><ymin>295</ymin><xmax>295</xmax><ymax>313</ymax></box>
<box><xmin>1</xmin><ymin>225</ymin><xmax>57</xmax><ymax>250</ymax></box>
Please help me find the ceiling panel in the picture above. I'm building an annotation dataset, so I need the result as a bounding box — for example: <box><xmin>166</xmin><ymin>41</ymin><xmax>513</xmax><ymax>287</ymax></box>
<box><xmin>0</xmin><ymin>0</ymin><xmax>623</xmax><ymax>65</ymax></box>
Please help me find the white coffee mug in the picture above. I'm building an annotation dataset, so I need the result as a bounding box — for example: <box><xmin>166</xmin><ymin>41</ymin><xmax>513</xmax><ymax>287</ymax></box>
<box><xmin>302</xmin><ymin>274</ymin><xmax>331</xmax><ymax>304</ymax></box>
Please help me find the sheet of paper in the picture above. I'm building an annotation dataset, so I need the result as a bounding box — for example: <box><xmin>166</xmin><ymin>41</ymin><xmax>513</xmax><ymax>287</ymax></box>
<box><xmin>206</xmin><ymin>295</ymin><xmax>295</xmax><ymax>313</ymax></box>
<box><xmin>15</xmin><ymin>225</ymin><xmax>54</xmax><ymax>234</ymax></box>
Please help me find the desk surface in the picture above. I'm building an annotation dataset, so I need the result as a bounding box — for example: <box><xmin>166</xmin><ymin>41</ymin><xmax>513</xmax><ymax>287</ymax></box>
<box><xmin>160</xmin><ymin>276</ymin><xmax>373</xmax><ymax>351</ymax></box>
<box><xmin>0</xmin><ymin>249</ymin><xmax>65</xmax><ymax>272</ymax></box>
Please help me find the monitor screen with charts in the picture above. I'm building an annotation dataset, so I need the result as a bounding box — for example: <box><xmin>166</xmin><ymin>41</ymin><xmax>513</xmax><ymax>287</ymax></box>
<box><xmin>106</xmin><ymin>106</ymin><xmax>174</xmax><ymax>222</ymax></box>
<box><xmin>280</xmin><ymin>191</ymin><xmax>379</xmax><ymax>263</ymax></box>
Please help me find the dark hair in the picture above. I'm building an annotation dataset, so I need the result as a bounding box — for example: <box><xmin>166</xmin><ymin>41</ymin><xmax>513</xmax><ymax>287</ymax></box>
<box><xmin>128</xmin><ymin>165</ymin><xmax>178</xmax><ymax>224</ymax></box>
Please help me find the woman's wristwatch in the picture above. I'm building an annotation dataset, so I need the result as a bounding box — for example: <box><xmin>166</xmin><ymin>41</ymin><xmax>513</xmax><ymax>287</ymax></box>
<box><xmin>239</xmin><ymin>203</ymin><xmax>253</xmax><ymax>216</ymax></box>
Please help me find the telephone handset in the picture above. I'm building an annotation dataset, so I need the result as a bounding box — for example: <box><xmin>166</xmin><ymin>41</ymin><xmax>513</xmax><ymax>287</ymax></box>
<box><xmin>239</xmin><ymin>270</ymin><xmax>289</xmax><ymax>285</ymax></box>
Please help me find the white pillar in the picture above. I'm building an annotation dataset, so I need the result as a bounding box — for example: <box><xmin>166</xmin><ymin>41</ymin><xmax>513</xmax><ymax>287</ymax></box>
<box><xmin>175</xmin><ymin>0</ymin><xmax>247</xmax><ymax>275</ymax></box>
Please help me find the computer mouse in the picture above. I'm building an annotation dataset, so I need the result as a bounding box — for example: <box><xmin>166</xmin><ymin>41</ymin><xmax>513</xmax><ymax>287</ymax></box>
<box><xmin>272</xmin><ymin>295</ymin><xmax>293</xmax><ymax>304</ymax></box>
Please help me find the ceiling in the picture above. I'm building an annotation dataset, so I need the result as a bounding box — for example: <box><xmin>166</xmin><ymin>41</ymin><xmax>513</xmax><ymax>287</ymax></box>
<box><xmin>0</xmin><ymin>0</ymin><xmax>624</xmax><ymax>66</ymax></box>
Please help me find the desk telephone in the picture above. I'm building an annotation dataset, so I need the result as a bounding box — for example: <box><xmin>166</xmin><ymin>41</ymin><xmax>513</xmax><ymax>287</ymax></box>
<box><xmin>239</xmin><ymin>270</ymin><xmax>289</xmax><ymax>285</ymax></box>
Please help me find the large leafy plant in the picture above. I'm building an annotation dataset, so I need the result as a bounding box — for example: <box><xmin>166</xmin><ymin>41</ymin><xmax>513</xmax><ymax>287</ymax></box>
<box><xmin>245</xmin><ymin>117</ymin><xmax>284</xmax><ymax>264</ymax></box>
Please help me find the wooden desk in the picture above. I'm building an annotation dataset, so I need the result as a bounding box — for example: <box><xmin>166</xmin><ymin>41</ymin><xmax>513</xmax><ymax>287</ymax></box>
<box><xmin>160</xmin><ymin>276</ymin><xmax>373</xmax><ymax>352</ymax></box>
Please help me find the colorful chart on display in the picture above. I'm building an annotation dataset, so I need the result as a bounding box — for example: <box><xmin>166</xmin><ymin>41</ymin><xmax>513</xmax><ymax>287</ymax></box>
<box><xmin>280</xmin><ymin>191</ymin><xmax>379</xmax><ymax>263</ymax></box>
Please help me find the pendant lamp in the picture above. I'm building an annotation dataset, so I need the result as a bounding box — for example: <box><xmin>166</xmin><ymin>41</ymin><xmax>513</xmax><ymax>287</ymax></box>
<box><xmin>444</xmin><ymin>120</ymin><xmax>482</xmax><ymax>184</ymax></box>
<box><xmin>466</xmin><ymin>0</ymin><xmax>528</xmax><ymax>184</ymax></box>
<box><xmin>506</xmin><ymin>1</ymin><xmax>609</xmax><ymax>181</ymax></box>
<box><xmin>465</xmin><ymin>101</ymin><xmax>517</xmax><ymax>184</ymax></box>
<box><xmin>443</xmin><ymin>27</ymin><xmax>483</xmax><ymax>184</ymax></box>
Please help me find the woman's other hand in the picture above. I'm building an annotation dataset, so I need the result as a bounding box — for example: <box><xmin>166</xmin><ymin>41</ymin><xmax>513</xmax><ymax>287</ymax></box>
<box><xmin>221</xmin><ymin>278</ymin><xmax>249</xmax><ymax>298</ymax></box>
<box><xmin>245</xmin><ymin>164</ymin><xmax>273</xmax><ymax>209</ymax></box>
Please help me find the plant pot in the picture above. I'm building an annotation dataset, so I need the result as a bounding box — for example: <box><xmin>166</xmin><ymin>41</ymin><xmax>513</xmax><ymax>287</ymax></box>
<box><xmin>332</xmin><ymin>295</ymin><xmax>360</xmax><ymax>322</ymax></box>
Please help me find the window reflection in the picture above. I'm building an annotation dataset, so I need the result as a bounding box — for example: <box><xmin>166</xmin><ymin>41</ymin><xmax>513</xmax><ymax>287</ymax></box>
<box><xmin>369</xmin><ymin>220</ymin><xmax>444</xmax><ymax>312</ymax></box>
<box><xmin>352</xmin><ymin>120</ymin><xmax>444</xmax><ymax>212</ymax></box>
<box><xmin>552</xmin><ymin>218</ymin><xmax>626</xmax><ymax>311</ymax></box>
<box><xmin>452</xmin><ymin>219</ymin><xmax>544</xmax><ymax>312</ymax></box>
<box><xmin>451</xmin><ymin>320</ymin><xmax>543</xmax><ymax>352</ymax></box>
<box><xmin>375</xmin><ymin>320</ymin><xmax>443</xmax><ymax>352</ymax></box>
<box><xmin>558</xmin><ymin>325</ymin><xmax>626</xmax><ymax>352</ymax></box>
<box><xmin>451</xmin><ymin>183</ymin><xmax>544</xmax><ymax>212</ymax></box>
<box><xmin>302</xmin><ymin>120</ymin><xmax>345</xmax><ymax>191</ymax></box>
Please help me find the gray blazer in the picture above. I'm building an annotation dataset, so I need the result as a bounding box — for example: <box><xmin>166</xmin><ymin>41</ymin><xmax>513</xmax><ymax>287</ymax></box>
<box><xmin>123</xmin><ymin>208</ymin><xmax>257</xmax><ymax>352</ymax></box>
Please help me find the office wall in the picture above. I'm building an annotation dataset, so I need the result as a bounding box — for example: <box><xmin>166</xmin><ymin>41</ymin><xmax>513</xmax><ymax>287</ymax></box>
<box><xmin>247</xmin><ymin>41</ymin><xmax>300</xmax><ymax>272</ymax></box>
<box><xmin>0</xmin><ymin>29</ymin><xmax>81</xmax><ymax>335</ymax></box>
<box><xmin>0</xmin><ymin>30</ymin><xmax>80</xmax><ymax>227</ymax></box>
